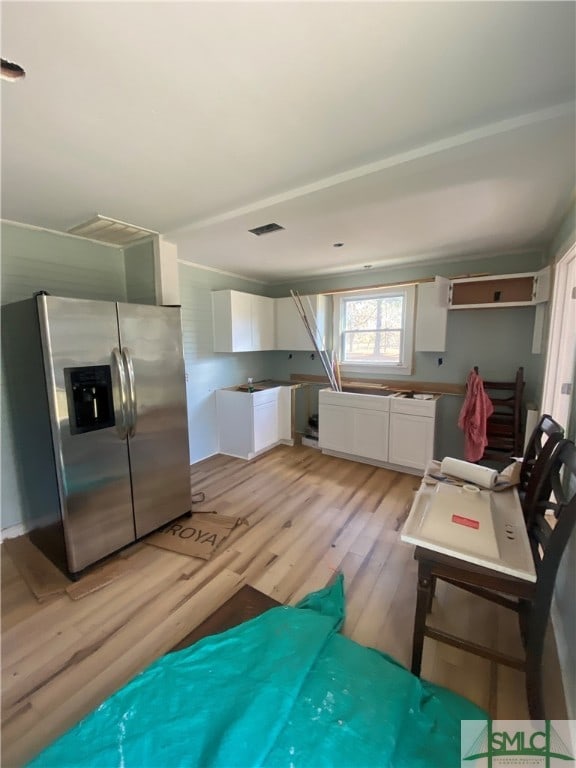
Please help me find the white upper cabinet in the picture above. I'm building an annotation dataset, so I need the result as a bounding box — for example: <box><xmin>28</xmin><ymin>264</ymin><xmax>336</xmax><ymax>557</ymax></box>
<box><xmin>275</xmin><ymin>294</ymin><xmax>328</xmax><ymax>351</ymax></box>
<box><xmin>415</xmin><ymin>277</ymin><xmax>450</xmax><ymax>352</ymax></box>
<box><xmin>532</xmin><ymin>266</ymin><xmax>551</xmax><ymax>303</ymax></box>
<box><xmin>252</xmin><ymin>294</ymin><xmax>275</xmax><ymax>350</ymax></box>
<box><xmin>448</xmin><ymin>268</ymin><xmax>551</xmax><ymax>309</ymax></box>
<box><xmin>212</xmin><ymin>290</ymin><xmax>275</xmax><ymax>352</ymax></box>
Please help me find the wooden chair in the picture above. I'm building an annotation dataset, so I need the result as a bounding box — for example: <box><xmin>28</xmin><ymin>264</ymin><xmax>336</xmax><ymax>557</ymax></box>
<box><xmin>482</xmin><ymin>367</ymin><xmax>525</xmax><ymax>464</ymax></box>
<box><xmin>519</xmin><ymin>413</ymin><xmax>564</xmax><ymax>498</ymax></box>
<box><xmin>410</xmin><ymin>437</ymin><xmax>576</xmax><ymax>718</ymax></box>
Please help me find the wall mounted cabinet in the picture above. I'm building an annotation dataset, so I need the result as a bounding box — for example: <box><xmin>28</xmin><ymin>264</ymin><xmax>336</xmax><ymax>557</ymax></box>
<box><xmin>415</xmin><ymin>276</ymin><xmax>450</xmax><ymax>352</ymax></box>
<box><xmin>413</xmin><ymin>269</ymin><xmax>550</xmax><ymax>357</ymax></box>
<box><xmin>275</xmin><ymin>294</ymin><xmax>328</xmax><ymax>351</ymax></box>
<box><xmin>448</xmin><ymin>268</ymin><xmax>550</xmax><ymax>309</ymax></box>
<box><xmin>213</xmin><ymin>289</ymin><xmax>327</xmax><ymax>352</ymax></box>
<box><xmin>212</xmin><ymin>290</ymin><xmax>275</xmax><ymax>352</ymax></box>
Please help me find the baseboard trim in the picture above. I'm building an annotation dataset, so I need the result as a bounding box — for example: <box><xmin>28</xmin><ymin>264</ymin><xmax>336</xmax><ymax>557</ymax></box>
<box><xmin>321</xmin><ymin>449</ymin><xmax>424</xmax><ymax>476</ymax></box>
<box><xmin>1</xmin><ymin>512</ymin><xmax>58</xmax><ymax>542</ymax></box>
<box><xmin>0</xmin><ymin>521</ymin><xmax>27</xmax><ymax>542</ymax></box>
<box><xmin>190</xmin><ymin>452</ymin><xmax>219</xmax><ymax>466</ymax></box>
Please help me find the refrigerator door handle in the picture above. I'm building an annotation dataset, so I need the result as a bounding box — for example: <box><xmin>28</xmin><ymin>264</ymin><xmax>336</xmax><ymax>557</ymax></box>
<box><xmin>112</xmin><ymin>347</ymin><xmax>129</xmax><ymax>440</ymax></box>
<box><xmin>122</xmin><ymin>347</ymin><xmax>138</xmax><ymax>437</ymax></box>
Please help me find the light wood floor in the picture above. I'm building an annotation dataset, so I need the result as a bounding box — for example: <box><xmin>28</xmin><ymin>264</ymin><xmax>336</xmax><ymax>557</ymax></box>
<box><xmin>1</xmin><ymin>446</ymin><xmax>567</xmax><ymax>766</ymax></box>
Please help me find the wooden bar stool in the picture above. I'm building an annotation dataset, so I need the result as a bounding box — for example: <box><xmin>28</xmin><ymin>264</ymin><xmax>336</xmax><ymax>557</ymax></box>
<box><xmin>518</xmin><ymin>413</ymin><xmax>564</xmax><ymax>504</ymax></box>
<box><xmin>410</xmin><ymin>438</ymin><xmax>576</xmax><ymax>718</ymax></box>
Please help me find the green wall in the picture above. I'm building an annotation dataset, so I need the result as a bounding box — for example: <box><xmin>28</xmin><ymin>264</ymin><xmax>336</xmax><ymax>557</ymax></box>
<box><xmin>124</xmin><ymin>239</ymin><xmax>157</xmax><ymax>305</ymax></box>
<box><xmin>1</xmin><ymin>222</ymin><xmax>129</xmax><ymax>531</ymax></box>
<box><xmin>1</xmin><ymin>222</ymin><xmax>127</xmax><ymax>304</ymax></box>
<box><xmin>549</xmin><ymin>197</ymin><xmax>576</xmax><ymax>264</ymax></box>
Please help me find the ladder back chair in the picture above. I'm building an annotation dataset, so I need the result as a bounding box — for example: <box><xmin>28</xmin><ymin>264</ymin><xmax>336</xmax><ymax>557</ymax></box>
<box><xmin>410</xmin><ymin>437</ymin><xmax>576</xmax><ymax>718</ymax></box>
<box><xmin>482</xmin><ymin>367</ymin><xmax>525</xmax><ymax>464</ymax></box>
<box><xmin>519</xmin><ymin>413</ymin><xmax>564</xmax><ymax>499</ymax></box>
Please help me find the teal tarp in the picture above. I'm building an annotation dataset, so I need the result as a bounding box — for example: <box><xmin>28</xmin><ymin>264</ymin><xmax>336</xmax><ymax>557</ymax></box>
<box><xmin>29</xmin><ymin>576</ymin><xmax>485</xmax><ymax>767</ymax></box>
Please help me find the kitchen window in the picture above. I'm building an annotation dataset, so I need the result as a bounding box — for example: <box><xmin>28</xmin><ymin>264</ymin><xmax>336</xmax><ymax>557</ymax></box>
<box><xmin>334</xmin><ymin>285</ymin><xmax>416</xmax><ymax>375</ymax></box>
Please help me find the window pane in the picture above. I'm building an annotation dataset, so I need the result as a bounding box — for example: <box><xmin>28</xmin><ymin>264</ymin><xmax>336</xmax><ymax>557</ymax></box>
<box><xmin>343</xmin><ymin>330</ymin><xmax>402</xmax><ymax>363</ymax></box>
<box><xmin>343</xmin><ymin>296</ymin><xmax>403</xmax><ymax>332</ymax></box>
<box><xmin>344</xmin><ymin>331</ymin><xmax>377</xmax><ymax>360</ymax></box>
<box><xmin>344</xmin><ymin>299</ymin><xmax>378</xmax><ymax>330</ymax></box>
<box><xmin>379</xmin><ymin>297</ymin><xmax>403</xmax><ymax>327</ymax></box>
<box><xmin>378</xmin><ymin>331</ymin><xmax>401</xmax><ymax>361</ymax></box>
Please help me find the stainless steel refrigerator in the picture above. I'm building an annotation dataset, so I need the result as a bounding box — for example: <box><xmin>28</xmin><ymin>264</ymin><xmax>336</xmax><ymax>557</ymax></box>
<box><xmin>2</xmin><ymin>294</ymin><xmax>191</xmax><ymax>575</ymax></box>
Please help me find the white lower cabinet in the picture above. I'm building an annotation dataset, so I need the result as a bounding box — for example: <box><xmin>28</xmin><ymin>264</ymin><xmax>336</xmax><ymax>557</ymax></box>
<box><xmin>319</xmin><ymin>390</ymin><xmax>389</xmax><ymax>464</ymax></box>
<box><xmin>389</xmin><ymin>396</ymin><xmax>437</xmax><ymax>467</ymax></box>
<box><xmin>388</xmin><ymin>412</ymin><xmax>435</xmax><ymax>470</ymax></box>
<box><xmin>253</xmin><ymin>398</ymin><xmax>278</xmax><ymax>454</ymax></box>
<box><xmin>317</xmin><ymin>404</ymin><xmax>354</xmax><ymax>452</ymax></box>
<box><xmin>354</xmin><ymin>409</ymin><xmax>389</xmax><ymax>462</ymax></box>
<box><xmin>319</xmin><ymin>389</ymin><xmax>437</xmax><ymax>473</ymax></box>
<box><xmin>216</xmin><ymin>386</ymin><xmax>294</xmax><ymax>460</ymax></box>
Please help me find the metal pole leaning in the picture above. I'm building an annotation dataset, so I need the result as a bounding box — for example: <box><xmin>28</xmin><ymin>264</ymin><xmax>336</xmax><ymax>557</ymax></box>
<box><xmin>290</xmin><ymin>290</ymin><xmax>339</xmax><ymax>391</ymax></box>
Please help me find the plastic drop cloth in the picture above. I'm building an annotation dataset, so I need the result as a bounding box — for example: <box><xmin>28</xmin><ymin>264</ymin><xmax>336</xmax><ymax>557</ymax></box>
<box><xmin>28</xmin><ymin>576</ymin><xmax>485</xmax><ymax>767</ymax></box>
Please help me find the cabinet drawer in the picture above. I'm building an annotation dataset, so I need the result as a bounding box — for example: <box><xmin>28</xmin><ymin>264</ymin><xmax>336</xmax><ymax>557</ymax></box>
<box><xmin>252</xmin><ymin>388</ymin><xmax>278</xmax><ymax>406</ymax></box>
<box><xmin>390</xmin><ymin>397</ymin><xmax>436</xmax><ymax>417</ymax></box>
<box><xmin>319</xmin><ymin>389</ymin><xmax>390</xmax><ymax>412</ymax></box>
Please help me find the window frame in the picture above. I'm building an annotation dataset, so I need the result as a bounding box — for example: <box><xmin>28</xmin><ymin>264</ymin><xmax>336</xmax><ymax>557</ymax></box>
<box><xmin>333</xmin><ymin>284</ymin><xmax>416</xmax><ymax>376</ymax></box>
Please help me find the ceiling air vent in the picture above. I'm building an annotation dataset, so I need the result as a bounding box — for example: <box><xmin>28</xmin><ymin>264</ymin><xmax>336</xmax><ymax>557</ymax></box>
<box><xmin>68</xmin><ymin>215</ymin><xmax>158</xmax><ymax>246</ymax></box>
<box><xmin>248</xmin><ymin>223</ymin><xmax>285</xmax><ymax>236</ymax></box>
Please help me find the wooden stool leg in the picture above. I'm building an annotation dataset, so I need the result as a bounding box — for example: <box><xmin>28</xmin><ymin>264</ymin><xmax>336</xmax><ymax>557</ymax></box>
<box><xmin>427</xmin><ymin>575</ymin><xmax>436</xmax><ymax>613</ymax></box>
<box><xmin>411</xmin><ymin>562</ymin><xmax>433</xmax><ymax>677</ymax></box>
<box><xmin>525</xmin><ymin>630</ymin><xmax>545</xmax><ymax>719</ymax></box>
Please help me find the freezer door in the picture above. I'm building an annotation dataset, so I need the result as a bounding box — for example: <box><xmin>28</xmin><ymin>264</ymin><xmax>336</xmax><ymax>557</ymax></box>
<box><xmin>116</xmin><ymin>303</ymin><xmax>191</xmax><ymax>537</ymax></box>
<box><xmin>38</xmin><ymin>296</ymin><xmax>136</xmax><ymax>573</ymax></box>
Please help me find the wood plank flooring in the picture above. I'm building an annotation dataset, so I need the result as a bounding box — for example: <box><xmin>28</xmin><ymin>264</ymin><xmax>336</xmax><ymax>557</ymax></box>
<box><xmin>1</xmin><ymin>446</ymin><xmax>567</xmax><ymax>766</ymax></box>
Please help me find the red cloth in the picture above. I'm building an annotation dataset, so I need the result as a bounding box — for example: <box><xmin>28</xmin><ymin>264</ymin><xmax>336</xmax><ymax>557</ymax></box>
<box><xmin>458</xmin><ymin>370</ymin><xmax>494</xmax><ymax>462</ymax></box>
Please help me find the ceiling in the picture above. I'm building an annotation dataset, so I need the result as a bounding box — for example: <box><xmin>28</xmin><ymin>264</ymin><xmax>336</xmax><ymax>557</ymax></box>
<box><xmin>2</xmin><ymin>2</ymin><xmax>575</xmax><ymax>283</ymax></box>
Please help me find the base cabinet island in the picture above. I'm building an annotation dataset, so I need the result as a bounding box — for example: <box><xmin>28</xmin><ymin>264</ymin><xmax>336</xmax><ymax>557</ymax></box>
<box><xmin>318</xmin><ymin>388</ymin><xmax>439</xmax><ymax>474</ymax></box>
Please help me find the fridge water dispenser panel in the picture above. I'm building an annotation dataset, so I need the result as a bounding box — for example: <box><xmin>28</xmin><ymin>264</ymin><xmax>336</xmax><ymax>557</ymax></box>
<box><xmin>65</xmin><ymin>365</ymin><xmax>115</xmax><ymax>434</ymax></box>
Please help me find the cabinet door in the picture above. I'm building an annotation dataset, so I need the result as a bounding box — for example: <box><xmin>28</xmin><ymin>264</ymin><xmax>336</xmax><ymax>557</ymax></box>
<box><xmin>253</xmin><ymin>400</ymin><xmax>278</xmax><ymax>453</ymax></box>
<box><xmin>389</xmin><ymin>413</ymin><xmax>434</xmax><ymax>470</ymax></box>
<box><xmin>319</xmin><ymin>404</ymin><xmax>354</xmax><ymax>452</ymax></box>
<box><xmin>216</xmin><ymin>390</ymin><xmax>253</xmax><ymax>458</ymax></box>
<box><xmin>415</xmin><ymin>277</ymin><xmax>450</xmax><ymax>352</ymax></box>
<box><xmin>532</xmin><ymin>267</ymin><xmax>551</xmax><ymax>303</ymax></box>
<box><xmin>353</xmin><ymin>409</ymin><xmax>389</xmax><ymax>462</ymax></box>
<box><xmin>231</xmin><ymin>292</ymin><xmax>254</xmax><ymax>351</ymax></box>
<box><xmin>275</xmin><ymin>295</ymin><xmax>326</xmax><ymax>351</ymax></box>
<box><xmin>252</xmin><ymin>296</ymin><xmax>275</xmax><ymax>350</ymax></box>
<box><xmin>212</xmin><ymin>290</ymin><xmax>252</xmax><ymax>352</ymax></box>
